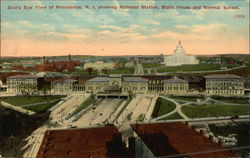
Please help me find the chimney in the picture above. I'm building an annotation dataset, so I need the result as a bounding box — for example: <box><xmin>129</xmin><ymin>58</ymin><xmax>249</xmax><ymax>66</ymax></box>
<box><xmin>43</xmin><ymin>56</ymin><xmax>46</xmax><ymax>64</ymax></box>
<box><xmin>69</xmin><ymin>54</ymin><xmax>71</xmax><ymax>61</ymax></box>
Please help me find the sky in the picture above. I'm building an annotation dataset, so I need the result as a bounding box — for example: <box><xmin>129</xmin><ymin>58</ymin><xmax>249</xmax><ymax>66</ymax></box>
<box><xmin>1</xmin><ymin>0</ymin><xmax>249</xmax><ymax>56</ymax></box>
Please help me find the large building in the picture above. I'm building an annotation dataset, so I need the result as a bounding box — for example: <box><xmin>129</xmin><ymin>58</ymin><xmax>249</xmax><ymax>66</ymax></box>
<box><xmin>204</xmin><ymin>74</ymin><xmax>245</xmax><ymax>96</ymax></box>
<box><xmin>51</xmin><ymin>78</ymin><xmax>79</xmax><ymax>94</ymax></box>
<box><xmin>36</xmin><ymin>126</ymin><xmax>126</xmax><ymax>158</ymax></box>
<box><xmin>131</xmin><ymin>122</ymin><xmax>236</xmax><ymax>158</ymax></box>
<box><xmin>163</xmin><ymin>41</ymin><xmax>199</xmax><ymax>66</ymax></box>
<box><xmin>35</xmin><ymin>55</ymin><xmax>81</xmax><ymax>72</ymax></box>
<box><xmin>7</xmin><ymin>75</ymin><xmax>44</xmax><ymax>94</ymax></box>
<box><xmin>163</xmin><ymin>77</ymin><xmax>189</xmax><ymax>95</ymax></box>
<box><xmin>122</xmin><ymin>77</ymin><xmax>148</xmax><ymax>94</ymax></box>
<box><xmin>84</xmin><ymin>61</ymin><xmax>116</xmax><ymax>71</ymax></box>
<box><xmin>85</xmin><ymin>75</ymin><xmax>189</xmax><ymax>95</ymax></box>
<box><xmin>85</xmin><ymin>76</ymin><xmax>150</xmax><ymax>94</ymax></box>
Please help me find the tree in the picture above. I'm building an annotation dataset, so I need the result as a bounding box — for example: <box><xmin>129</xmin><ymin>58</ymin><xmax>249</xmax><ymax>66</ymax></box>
<box><xmin>86</xmin><ymin>67</ymin><xmax>93</xmax><ymax>74</ymax></box>
<box><xmin>102</xmin><ymin>68</ymin><xmax>108</xmax><ymax>74</ymax></box>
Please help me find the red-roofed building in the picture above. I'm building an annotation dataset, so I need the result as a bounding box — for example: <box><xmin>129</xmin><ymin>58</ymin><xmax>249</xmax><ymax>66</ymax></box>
<box><xmin>131</xmin><ymin>122</ymin><xmax>236</xmax><ymax>158</ymax></box>
<box><xmin>35</xmin><ymin>55</ymin><xmax>81</xmax><ymax>72</ymax></box>
<box><xmin>36</xmin><ymin>126</ymin><xmax>126</xmax><ymax>158</ymax></box>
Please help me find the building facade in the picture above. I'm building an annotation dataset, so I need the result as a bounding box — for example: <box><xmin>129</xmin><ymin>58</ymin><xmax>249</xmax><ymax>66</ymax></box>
<box><xmin>7</xmin><ymin>75</ymin><xmax>44</xmax><ymax>94</ymax></box>
<box><xmin>51</xmin><ymin>79</ymin><xmax>78</xmax><ymax>94</ymax></box>
<box><xmin>85</xmin><ymin>75</ymin><xmax>190</xmax><ymax>95</ymax></box>
<box><xmin>162</xmin><ymin>41</ymin><xmax>199</xmax><ymax>66</ymax></box>
<box><xmin>85</xmin><ymin>76</ymin><xmax>148</xmax><ymax>94</ymax></box>
<box><xmin>204</xmin><ymin>74</ymin><xmax>244</xmax><ymax>96</ymax></box>
<box><xmin>163</xmin><ymin>78</ymin><xmax>189</xmax><ymax>95</ymax></box>
<box><xmin>122</xmin><ymin>77</ymin><xmax>148</xmax><ymax>94</ymax></box>
<box><xmin>85</xmin><ymin>77</ymin><xmax>110</xmax><ymax>94</ymax></box>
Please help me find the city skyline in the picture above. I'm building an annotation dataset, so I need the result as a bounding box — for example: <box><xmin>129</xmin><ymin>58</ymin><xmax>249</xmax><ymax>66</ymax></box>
<box><xmin>1</xmin><ymin>0</ymin><xmax>249</xmax><ymax>56</ymax></box>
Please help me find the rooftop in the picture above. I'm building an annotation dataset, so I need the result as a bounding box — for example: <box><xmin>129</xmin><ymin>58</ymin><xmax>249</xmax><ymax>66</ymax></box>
<box><xmin>164</xmin><ymin>78</ymin><xmax>188</xmax><ymax>83</ymax></box>
<box><xmin>36</xmin><ymin>126</ymin><xmax>125</xmax><ymax>158</ymax></box>
<box><xmin>141</xmin><ymin>75</ymin><xmax>171</xmax><ymax>81</ymax></box>
<box><xmin>52</xmin><ymin>78</ymin><xmax>78</xmax><ymax>83</ymax></box>
<box><xmin>123</xmin><ymin>77</ymin><xmax>148</xmax><ymax>82</ymax></box>
<box><xmin>8</xmin><ymin>75</ymin><xmax>42</xmax><ymax>79</ymax></box>
<box><xmin>131</xmin><ymin>122</ymin><xmax>236</xmax><ymax>158</ymax></box>
<box><xmin>204</xmin><ymin>74</ymin><xmax>243</xmax><ymax>79</ymax></box>
<box><xmin>86</xmin><ymin>77</ymin><xmax>110</xmax><ymax>82</ymax></box>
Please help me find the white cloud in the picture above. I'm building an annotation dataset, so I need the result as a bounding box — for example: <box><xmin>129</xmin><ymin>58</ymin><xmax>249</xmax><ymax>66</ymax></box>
<box><xmin>112</xmin><ymin>0</ymin><xmax>129</xmax><ymax>17</ymax></box>
<box><xmin>152</xmin><ymin>24</ymin><xmax>227</xmax><ymax>42</ymax></box>
<box><xmin>145</xmin><ymin>20</ymin><xmax>160</xmax><ymax>25</ymax></box>
<box><xmin>18</xmin><ymin>21</ymin><xmax>55</xmax><ymax>32</ymax></box>
<box><xmin>136</xmin><ymin>0</ymin><xmax>155</xmax><ymax>5</ymax></box>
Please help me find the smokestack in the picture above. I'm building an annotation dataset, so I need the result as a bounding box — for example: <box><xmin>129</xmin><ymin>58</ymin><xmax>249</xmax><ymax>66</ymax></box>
<box><xmin>43</xmin><ymin>56</ymin><xmax>46</xmax><ymax>64</ymax></box>
<box><xmin>69</xmin><ymin>54</ymin><xmax>71</xmax><ymax>61</ymax></box>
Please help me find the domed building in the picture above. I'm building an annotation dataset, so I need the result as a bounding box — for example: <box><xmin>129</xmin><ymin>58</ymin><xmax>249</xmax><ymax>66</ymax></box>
<box><xmin>163</xmin><ymin>41</ymin><xmax>199</xmax><ymax>66</ymax></box>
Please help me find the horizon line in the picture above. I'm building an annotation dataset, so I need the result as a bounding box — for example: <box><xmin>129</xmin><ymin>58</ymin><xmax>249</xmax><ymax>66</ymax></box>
<box><xmin>1</xmin><ymin>53</ymin><xmax>249</xmax><ymax>58</ymax></box>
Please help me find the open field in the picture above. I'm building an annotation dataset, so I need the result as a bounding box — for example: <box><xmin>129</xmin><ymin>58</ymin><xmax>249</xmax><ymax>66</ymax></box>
<box><xmin>152</xmin><ymin>97</ymin><xmax>176</xmax><ymax>118</ymax></box>
<box><xmin>182</xmin><ymin>104</ymin><xmax>250</xmax><ymax>118</ymax></box>
<box><xmin>157</xmin><ymin>64</ymin><xmax>239</xmax><ymax>72</ymax></box>
<box><xmin>160</xmin><ymin>112</ymin><xmax>183</xmax><ymax>120</ymax></box>
<box><xmin>0</xmin><ymin>95</ymin><xmax>65</xmax><ymax>106</ymax></box>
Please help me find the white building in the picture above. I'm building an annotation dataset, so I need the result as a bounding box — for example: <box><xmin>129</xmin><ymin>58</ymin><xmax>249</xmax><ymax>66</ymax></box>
<box><xmin>122</xmin><ymin>77</ymin><xmax>148</xmax><ymax>94</ymax></box>
<box><xmin>163</xmin><ymin>41</ymin><xmax>199</xmax><ymax>66</ymax></box>
<box><xmin>83</xmin><ymin>61</ymin><xmax>116</xmax><ymax>71</ymax></box>
<box><xmin>7</xmin><ymin>75</ymin><xmax>44</xmax><ymax>94</ymax></box>
<box><xmin>51</xmin><ymin>79</ymin><xmax>78</xmax><ymax>94</ymax></box>
<box><xmin>204</xmin><ymin>74</ymin><xmax>245</xmax><ymax>96</ymax></box>
<box><xmin>164</xmin><ymin>77</ymin><xmax>189</xmax><ymax>95</ymax></box>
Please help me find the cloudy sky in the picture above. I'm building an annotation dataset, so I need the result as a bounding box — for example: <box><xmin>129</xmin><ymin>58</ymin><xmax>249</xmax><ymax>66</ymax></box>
<box><xmin>1</xmin><ymin>0</ymin><xmax>249</xmax><ymax>56</ymax></box>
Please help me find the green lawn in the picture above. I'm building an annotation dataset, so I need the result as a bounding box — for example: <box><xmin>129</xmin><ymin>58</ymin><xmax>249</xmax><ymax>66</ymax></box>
<box><xmin>169</xmin><ymin>96</ymin><xmax>204</xmax><ymax>102</ymax></box>
<box><xmin>142</xmin><ymin>63</ymin><xmax>162</xmax><ymax>68</ymax></box>
<box><xmin>160</xmin><ymin>112</ymin><xmax>183</xmax><ymax>120</ymax></box>
<box><xmin>152</xmin><ymin>97</ymin><xmax>176</xmax><ymax>118</ymax></box>
<box><xmin>24</xmin><ymin>100</ymin><xmax>61</xmax><ymax>113</ymax></box>
<box><xmin>217</xmin><ymin>99</ymin><xmax>249</xmax><ymax>104</ymax></box>
<box><xmin>211</xmin><ymin>96</ymin><xmax>249</xmax><ymax>104</ymax></box>
<box><xmin>182</xmin><ymin>104</ymin><xmax>250</xmax><ymax>118</ymax></box>
<box><xmin>157</xmin><ymin>64</ymin><xmax>239</xmax><ymax>73</ymax></box>
<box><xmin>0</xmin><ymin>95</ymin><xmax>65</xmax><ymax>106</ymax></box>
